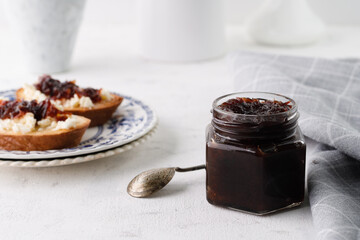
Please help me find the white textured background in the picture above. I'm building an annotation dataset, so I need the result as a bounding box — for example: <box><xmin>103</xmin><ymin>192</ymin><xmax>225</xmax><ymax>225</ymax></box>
<box><xmin>0</xmin><ymin>0</ymin><xmax>360</xmax><ymax>27</ymax></box>
<box><xmin>0</xmin><ymin>1</ymin><xmax>359</xmax><ymax>240</ymax></box>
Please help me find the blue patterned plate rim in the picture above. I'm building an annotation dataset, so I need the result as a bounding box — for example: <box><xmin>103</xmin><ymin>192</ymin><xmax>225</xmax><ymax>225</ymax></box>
<box><xmin>0</xmin><ymin>90</ymin><xmax>157</xmax><ymax>160</ymax></box>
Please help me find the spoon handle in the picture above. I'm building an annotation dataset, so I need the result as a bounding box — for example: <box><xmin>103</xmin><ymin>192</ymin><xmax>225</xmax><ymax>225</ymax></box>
<box><xmin>175</xmin><ymin>164</ymin><xmax>206</xmax><ymax>172</ymax></box>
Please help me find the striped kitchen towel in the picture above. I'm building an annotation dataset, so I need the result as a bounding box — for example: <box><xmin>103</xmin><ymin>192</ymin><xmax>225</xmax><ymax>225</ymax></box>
<box><xmin>229</xmin><ymin>51</ymin><xmax>360</xmax><ymax>240</ymax></box>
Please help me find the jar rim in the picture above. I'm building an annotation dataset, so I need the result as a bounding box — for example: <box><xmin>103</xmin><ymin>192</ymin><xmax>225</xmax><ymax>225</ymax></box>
<box><xmin>212</xmin><ymin>91</ymin><xmax>298</xmax><ymax>118</ymax></box>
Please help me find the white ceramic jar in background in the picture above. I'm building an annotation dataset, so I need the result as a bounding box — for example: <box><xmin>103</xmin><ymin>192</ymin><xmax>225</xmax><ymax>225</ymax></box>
<box><xmin>245</xmin><ymin>0</ymin><xmax>326</xmax><ymax>46</ymax></box>
<box><xmin>138</xmin><ymin>0</ymin><xmax>226</xmax><ymax>62</ymax></box>
<box><xmin>3</xmin><ymin>0</ymin><xmax>86</xmax><ymax>73</ymax></box>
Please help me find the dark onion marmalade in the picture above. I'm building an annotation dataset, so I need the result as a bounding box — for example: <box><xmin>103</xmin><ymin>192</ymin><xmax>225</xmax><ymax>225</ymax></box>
<box><xmin>218</xmin><ymin>97</ymin><xmax>292</xmax><ymax>115</ymax></box>
<box><xmin>206</xmin><ymin>93</ymin><xmax>306</xmax><ymax>215</ymax></box>
<box><xmin>0</xmin><ymin>99</ymin><xmax>68</xmax><ymax>121</ymax></box>
<box><xmin>35</xmin><ymin>75</ymin><xmax>102</xmax><ymax>103</ymax></box>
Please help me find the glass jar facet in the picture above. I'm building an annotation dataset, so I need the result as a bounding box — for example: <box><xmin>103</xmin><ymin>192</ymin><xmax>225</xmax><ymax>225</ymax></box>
<box><xmin>206</xmin><ymin>92</ymin><xmax>306</xmax><ymax>215</ymax></box>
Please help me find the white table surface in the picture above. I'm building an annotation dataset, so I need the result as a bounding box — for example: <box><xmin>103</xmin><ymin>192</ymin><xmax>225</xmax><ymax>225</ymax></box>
<box><xmin>0</xmin><ymin>25</ymin><xmax>359</xmax><ymax>240</ymax></box>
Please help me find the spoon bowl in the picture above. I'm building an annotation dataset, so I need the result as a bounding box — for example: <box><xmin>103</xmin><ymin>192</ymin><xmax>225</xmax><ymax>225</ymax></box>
<box><xmin>127</xmin><ymin>168</ymin><xmax>176</xmax><ymax>198</ymax></box>
<box><xmin>127</xmin><ymin>165</ymin><xmax>206</xmax><ymax>198</ymax></box>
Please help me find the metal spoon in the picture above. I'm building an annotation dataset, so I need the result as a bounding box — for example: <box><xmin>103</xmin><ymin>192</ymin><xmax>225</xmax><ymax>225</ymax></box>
<box><xmin>127</xmin><ymin>164</ymin><xmax>206</xmax><ymax>198</ymax></box>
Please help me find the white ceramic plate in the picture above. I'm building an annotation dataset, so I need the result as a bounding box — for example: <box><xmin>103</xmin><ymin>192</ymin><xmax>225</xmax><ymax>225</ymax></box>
<box><xmin>0</xmin><ymin>90</ymin><xmax>157</xmax><ymax>160</ymax></box>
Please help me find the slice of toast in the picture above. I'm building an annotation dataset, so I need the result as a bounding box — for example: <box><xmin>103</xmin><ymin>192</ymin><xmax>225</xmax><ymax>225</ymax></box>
<box><xmin>16</xmin><ymin>88</ymin><xmax>123</xmax><ymax>127</ymax></box>
<box><xmin>0</xmin><ymin>116</ymin><xmax>90</xmax><ymax>151</ymax></box>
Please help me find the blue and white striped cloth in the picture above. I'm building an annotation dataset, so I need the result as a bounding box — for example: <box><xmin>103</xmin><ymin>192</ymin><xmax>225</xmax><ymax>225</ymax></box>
<box><xmin>229</xmin><ymin>51</ymin><xmax>360</xmax><ymax>240</ymax></box>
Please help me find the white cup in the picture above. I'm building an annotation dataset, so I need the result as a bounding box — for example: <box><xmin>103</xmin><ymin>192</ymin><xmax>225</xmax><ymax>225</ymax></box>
<box><xmin>245</xmin><ymin>0</ymin><xmax>325</xmax><ymax>46</ymax></box>
<box><xmin>138</xmin><ymin>0</ymin><xmax>226</xmax><ymax>62</ymax></box>
<box><xmin>3</xmin><ymin>0</ymin><xmax>86</xmax><ymax>73</ymax></box>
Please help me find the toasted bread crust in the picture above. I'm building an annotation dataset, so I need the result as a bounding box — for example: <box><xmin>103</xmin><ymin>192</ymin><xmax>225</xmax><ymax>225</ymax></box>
<box><xmin>0</xmin><ymin>116</ymin><xmax>90</xmax><ymax>151</ymax></box>
<box><xmin>16</xmin><ymin>88</ymin><xmax>123</xmax><ymax>127</ymax></box>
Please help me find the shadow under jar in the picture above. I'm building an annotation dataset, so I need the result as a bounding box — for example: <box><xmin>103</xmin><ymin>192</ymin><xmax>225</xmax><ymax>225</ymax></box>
<box><xmin>206</xmin><ymin>92</ymin><xmax>306</xmax><ymax>215</ymax></box>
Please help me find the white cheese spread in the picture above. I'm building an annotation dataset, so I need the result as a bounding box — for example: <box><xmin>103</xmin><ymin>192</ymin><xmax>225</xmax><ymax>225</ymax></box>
<box><xmin>0</xmin><ymin>113</ymin><xmax>37</xmax><ymax>133</ymax></box>
<box><xmin>53</xmin><ymin>94</ymin><xmax>94</xmax><ymax>108</ymax></box>
<box><xmin>0</xmin><ymin>113</ymin><xmax>80</xmax><ymax>134</ymax></box>
<box><xmin>100</xmin><ymin>89</ymin><xmax>113</xmax><ymax>101</ymax></box>
<box><xmin>22</xmin><ymin>84</ymin><xmax>113</xmax><ymax>109</ymax></box>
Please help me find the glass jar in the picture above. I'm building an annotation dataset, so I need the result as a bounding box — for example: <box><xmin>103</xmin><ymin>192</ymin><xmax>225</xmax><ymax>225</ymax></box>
<box><xmin>206</xmin><ymin>92</ymin><xmax>306</xmax><ymax>215</ymax></box>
